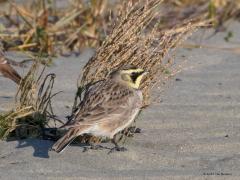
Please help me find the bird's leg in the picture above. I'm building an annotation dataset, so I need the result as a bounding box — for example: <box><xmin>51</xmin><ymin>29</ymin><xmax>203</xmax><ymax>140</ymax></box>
<box><xmin>108</xmin><ymin>137</ymin><xmax>127</xmax><ymax>154</ymax></box>
<box><xmin>126</xmin><ymin>126</ymin><xmax>141</xmax><ymax>137</ymax></box>
<box><xmin>128</xmin><ymin>124</ymin><xmax>141</xmax><ymax>134</ymax></box>
<box><xmin>118</xmin><ymin>127</ymin><xmax>141</xmax><ymax>142</ymax></box>
<box><xmin>82</xmin><ymin>143</ymin><xmax>106</xmax><ymax>152</ymax></box>
<box><xmin>133</xmin><ymin>127</ymin><xmax>141</xmax><ymax>133</ymax></box>
<box><xmin>90</xmin><ymin>144</ymin><xmax>105</xmax><ymax>150</ymax></box>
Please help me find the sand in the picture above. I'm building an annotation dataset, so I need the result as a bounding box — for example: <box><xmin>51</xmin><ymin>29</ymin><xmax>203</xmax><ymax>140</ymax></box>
<box><xmin>0</xmin><ymin>21</ymin><xmax>240</xmax><ymax>179</ymax></box>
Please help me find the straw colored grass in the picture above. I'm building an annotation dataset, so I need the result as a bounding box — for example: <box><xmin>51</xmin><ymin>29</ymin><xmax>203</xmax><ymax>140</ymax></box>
<box><xmin>0</xmin><ymin>60</ymin><xmax>61</xmax><ymax>139</ymax></box>
<box><xmin>0</xmin><ymin>0</ymin><xmax>108</xmax><ymax>55</ymax></box>
<box><xmin>0</xmin><ymin>0</ymin><xmax>238</xmax><ymax>57</ymax></box>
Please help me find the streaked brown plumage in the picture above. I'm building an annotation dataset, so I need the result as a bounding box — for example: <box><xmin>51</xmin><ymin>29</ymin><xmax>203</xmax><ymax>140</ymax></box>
<box><xmin>0</xmin><ymin>56</ymin><xmax>21</xmax><ymax>84</ymax></box>
<box><xmin>52</xmin><ymin>67</ymin><xmax>147</xmax><ymax>153</ymax></box>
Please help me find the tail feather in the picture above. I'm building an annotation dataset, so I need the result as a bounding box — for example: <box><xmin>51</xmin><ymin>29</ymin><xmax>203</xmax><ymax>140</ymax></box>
<box><xmin>51</xmin><ymin>127</ymin><xmax>88</xmax><ymax>153</ymax></box>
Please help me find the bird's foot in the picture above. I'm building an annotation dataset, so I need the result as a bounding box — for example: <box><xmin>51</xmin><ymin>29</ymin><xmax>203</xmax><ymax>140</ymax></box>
<box><xmin>108</xmin><ymin>146</ymin><xmax>127</xmax><ymax>154</ymax></box>
<box><xmin>82</xmin><ymin>144</ymin><xmax>106</xmax><ymax>152</ymax></box>
<box><xmin>133</xmin><ymin>127</ymin><xmax>141</xmax><ymax>133</ymax></box>
<box><xmin>128</xmin><ymin>127</ymin><xmax>141</xmax><ymax>134</ymax></box>
<box><xmin>125</xmin><ymin>127</ymin><xmax>141</xmax><ymax>137</ymax></box>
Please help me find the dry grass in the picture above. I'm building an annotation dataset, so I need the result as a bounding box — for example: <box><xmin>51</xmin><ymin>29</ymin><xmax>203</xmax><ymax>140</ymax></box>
<box><xmin>0</xmin><ymin>61</ymin><xmax>61</xmax><ymax>139</ymax></box>
<box><xmin>0</xmin><ymin>0</ymin><xmax>239</xmax><ymax>57</ymax></box>
<box><xmin>0</xmin><ymin>0</ymin><xmax>108</xmax><ymax>56</ymax></box>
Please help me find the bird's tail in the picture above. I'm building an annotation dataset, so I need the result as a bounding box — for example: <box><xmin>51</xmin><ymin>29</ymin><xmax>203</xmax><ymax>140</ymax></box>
<box><xmin>51</xmin><ymin>126</ymin><xmax>88</xmax><ymax>153</ymax></box>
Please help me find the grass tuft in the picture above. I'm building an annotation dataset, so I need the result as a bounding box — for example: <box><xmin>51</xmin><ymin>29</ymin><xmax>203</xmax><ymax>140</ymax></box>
<box><xmin>0</xmin><ymin>60</ymin><xmax>61</xmax><ymax>140</ymax></box>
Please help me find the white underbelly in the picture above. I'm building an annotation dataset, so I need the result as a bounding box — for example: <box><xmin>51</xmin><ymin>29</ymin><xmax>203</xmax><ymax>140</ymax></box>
<box><xmin>86</xmin><ymin>108</ymin><xmax>140</xmax><ymax>139</ymax></box>
<box><xmin>110</xmin><ymin>108</ymin><xmax>140</xmax><ymax>138</ymax></box>
<box><xmin>87</xmin><ymin>124</ymin><xmax>112</xmax><ymax>138</ymax></box>
<box><xmin>85</xmin><ymin>91</ymin><xmax>142</xmax><ymax>139</ymax></box>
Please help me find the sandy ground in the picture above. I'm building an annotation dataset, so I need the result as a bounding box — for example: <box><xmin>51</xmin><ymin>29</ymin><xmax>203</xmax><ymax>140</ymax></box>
<box><xmin>1</xmin><ymin>21</ymin><xmax>240</xmax><ymax>179</ymax></box>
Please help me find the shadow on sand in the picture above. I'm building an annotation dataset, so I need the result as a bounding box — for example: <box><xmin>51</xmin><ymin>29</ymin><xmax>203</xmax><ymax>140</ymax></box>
<box><xmin>12</xmin><ymin>139</ymin><xmax>109</xmax><ymax>158</ymax></box>
<box><xmin>13</xmin><ymin>139</ymin><xmax>54</xmax><ymax>158</ymax></box>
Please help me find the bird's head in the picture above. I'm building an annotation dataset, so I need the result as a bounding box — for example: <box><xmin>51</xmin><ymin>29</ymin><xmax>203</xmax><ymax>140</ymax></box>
<box><xmin>110</xmin><ymin>66</ymin><xmax>148</xmax><ymax>89</ymax></box>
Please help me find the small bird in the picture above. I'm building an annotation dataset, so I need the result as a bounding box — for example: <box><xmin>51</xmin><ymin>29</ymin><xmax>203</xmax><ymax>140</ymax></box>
<box><xmin>0</xmin><ymin>54</ymin><xmax>21</xmax><ymax>84</ymax></box>
<box><xmin>52</xmin><ymin>66</ymin><xmax>148</xmax><ymax>153</ymax></box>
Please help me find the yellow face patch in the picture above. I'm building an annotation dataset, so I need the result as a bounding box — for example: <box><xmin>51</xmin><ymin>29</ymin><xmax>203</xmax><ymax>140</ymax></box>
<box><xmin>120</xmin><ymin>68</ymin><xmax>146</xmax><ymax>89</ymax></box>
<box><xmin>120</xmin><ymin>69</ymin><xmax>144</xmax><ymax>75</ymax></box>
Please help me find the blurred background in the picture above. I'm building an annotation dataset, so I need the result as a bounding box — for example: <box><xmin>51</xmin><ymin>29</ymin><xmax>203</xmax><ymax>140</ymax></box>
<box><xmin>0</xmin><ymin>0</ymin><xmax>239</xmax><ymax>57</ymax></box>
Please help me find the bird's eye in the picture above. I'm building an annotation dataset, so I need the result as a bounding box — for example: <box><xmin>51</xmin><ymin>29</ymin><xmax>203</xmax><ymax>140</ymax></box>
<box><xmin>131</xmin><ymin>72</ymin><xmax>139</xmax><ymax>82</ymax></box>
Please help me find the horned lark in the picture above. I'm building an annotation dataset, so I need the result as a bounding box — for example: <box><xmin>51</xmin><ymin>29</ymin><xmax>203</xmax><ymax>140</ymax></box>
<box><xmin>52</xmin><ymin>66</ymin><xmax>148</xmax><ymax>153</ymax></box>
<box><xmin>0</xmin><ymin>52</ymin><xmax>21</xmax><ymax>84</ymax></box>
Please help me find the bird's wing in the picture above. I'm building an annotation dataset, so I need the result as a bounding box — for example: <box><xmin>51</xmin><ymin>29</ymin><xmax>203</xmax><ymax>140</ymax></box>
<box><xmin>65</xmin><ymin>80</ymin><xmax>138</xmax><ymax>128</ymax></box>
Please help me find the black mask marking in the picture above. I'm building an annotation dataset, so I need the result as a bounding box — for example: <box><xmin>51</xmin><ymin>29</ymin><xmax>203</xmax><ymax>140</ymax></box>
<box><xmin>131</xmin><ymin>71</ymin><xmax>144</xmax><ymax>83</ymax></box>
